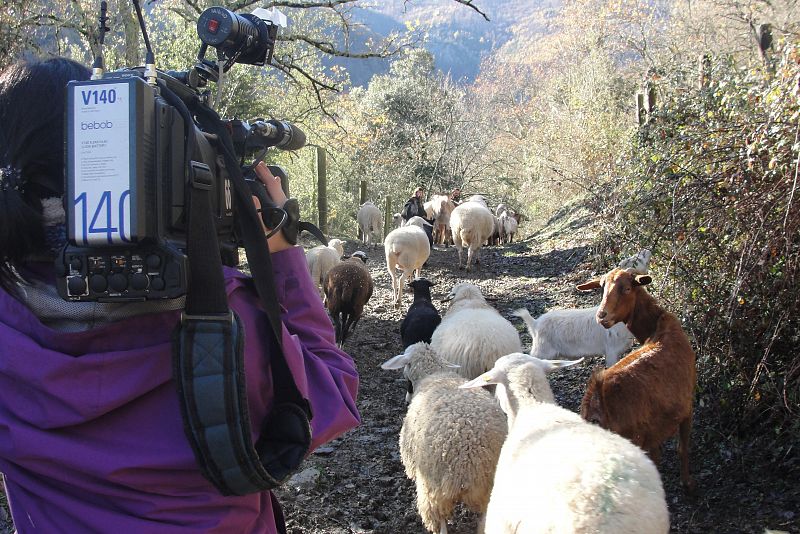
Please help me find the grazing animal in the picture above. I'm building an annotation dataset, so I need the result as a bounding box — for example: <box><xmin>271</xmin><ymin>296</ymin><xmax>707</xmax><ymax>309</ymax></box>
<box><xmin>323</xmin><ymin>251</ymin><xmax>373</xmax><ymax>348</ymax></box>
<box><xmin>400</xmin><ymin>278</ymin><xmax>441</xmax><ymax>349</ymax></box>
<box><xmin>384</xmin><ymin>217</ymin><xmax>431</xmax><ymax>307</ymax></box>
<box><xmin>392</xmin><ymin>212</ymin><xmax>403</xmax><ymax>229</ymax></box>
<box><xmin>578</xmin><ymin>268</ymin><xmax>697</xmax><ymax>492</ymax></box>
<box><xmin>430</xmin><ymin>283</ymin><xmax>522</xmax><ymax>379</ymax></box>
<box><xmin>461</xmin><ymin>353</ymin><xmax>669</xmax><ymax>534</ymax></box>
<box><xmin>449</xmin><ymin>200</ymin><xmax>494</xmax><ymax>271</ymax></box>
<box><xmin>381</xmin><ymin>343</ymin><xmax>507</xmax><ymax>534</ymax></box>
<box><xmin>514</xmin><ymin>306</ymin><xmax>634</xmax><ymax>367</ymax></box>
<box><xmin>356</xmin><ymin>201</ymin><xmax>383</xmax><ymax>248</ymax></box>
<box><xmin>426</xmin><ymin>194</ymin><xmax>455</xmax><ymax>246</ymax></box>
<box><xmin>305</xmin><ymin>238</ymin><xmax>345</xmax><ymax>291</ymax></box>
<box><xmin>500</xmin><ymin>211</ymin><xmax>518</xmax><ymax>244</ymax></box>
<box><xmin>618</xmin><ymin>248</ymin><xmax>652</xmax><ymax>274</ymax></box>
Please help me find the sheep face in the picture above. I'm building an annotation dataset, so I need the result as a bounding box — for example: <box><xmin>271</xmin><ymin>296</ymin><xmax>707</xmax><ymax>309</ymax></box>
<box><xmin>577</xmin><ymin>268</ymin><xmax>652</xmax><ymax>328</ymax></box>
<box><xmin>408</xmin><ymin>278</ymin><xmax>434</xmax><ymax>292</ymax></box>
<box><xmin>328</xmin><ymin>238</ymin><xmax>345</xmax><ymax>257</ymax></box>
<box><xmin>442</xmin><ymin>282</ymin><xmax>483</xmax><ymax>304</ymax></box>
<box><xmin>461</xmin><ymin>353</ymin><xmax>582</xmax><ymax>420</ymax></box>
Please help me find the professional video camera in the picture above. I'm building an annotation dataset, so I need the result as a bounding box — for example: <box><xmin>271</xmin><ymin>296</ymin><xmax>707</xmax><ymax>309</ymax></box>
<box><xmin>57</xmin><ymin>2</ymin><xmax>306</xmax><ymax>302</ymax></box>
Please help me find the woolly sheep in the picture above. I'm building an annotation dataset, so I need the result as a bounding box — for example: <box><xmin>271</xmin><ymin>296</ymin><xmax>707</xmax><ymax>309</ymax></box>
<box><xmin>392</xmin><ymin>212</ymin><xmax>403</xmax><ymax>229</ymax></box>
<box><xmin>467</xmin><ymin>194</ymin><xmax>488</xmax><ymax>207</ymax></box>
<box><xmin>384</xmin><ymin>219</ymin><xmax>431</xmax><ymax>307</ymax></box>
<box><xmin>323</xmin><ymin>251</ymin><xmax>373</xmax><ymax>347</ymax></box>
<box><xmin>356</xmin><ymin>201</ymin><xmax>383</xmax><ymax>248</ymax></box>
<box><xmin>381</xmin><ymin>343</ymin><xmax>507</xmax><ymax>534</ymax></box>
<box><xmin>461</xmin><ymin>353</ymin><xmax>670</xmax><ymax>534</ymax></box>
<box><xmin>400</xmin><ymin>278</ymin><xmax>441</xmax><ymax>349</ymax></box>
<box><xmin>578</xmin><ymin>268</ymin><xmax>697</xmax><ymax>492</ymax></box>
<box><xmin>305</xmin><ymin>238</ymin><xmax>345</xmax><ymax>291</ymax></box>
<box><xmin>513</xmin><ymin>306</ymin><xmax>634</xmax><ymax>367</ymax></box>
<box><xmin>449</xmin><ymin>200</ymin><xmax>495</xmax><ymax>271</ymax></box>
<box><xmin>500</xmin><ymin>211</ymin><xmax>518</xmax><ymax>244</ymax></box>
<box><xmin>430</xmin><ymin>283</ymin><xmax>522</xmax><ymax>379</ymax></box>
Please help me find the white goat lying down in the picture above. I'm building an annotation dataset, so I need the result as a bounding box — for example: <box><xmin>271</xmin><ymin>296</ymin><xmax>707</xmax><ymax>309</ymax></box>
<box><xmin>514</xmin><ymin>306</ymin><xmax>634</xmax><ymax>367</ymax></box>
<box><xmin>462</xmin><ymin>353</ymin><xmax>669</xmax><ymax>534</ymax></box>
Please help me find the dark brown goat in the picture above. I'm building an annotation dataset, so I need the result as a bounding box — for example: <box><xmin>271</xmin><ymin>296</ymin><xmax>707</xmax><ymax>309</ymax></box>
<box><xmin>577</xmin><ymin>268</ymin><xmax>696</xmax><ymax>492</ymax></box>
<box><xmin>323</xmin><ymin>253</ymin><xmax>373</xmax><ymax>348</ymax></box>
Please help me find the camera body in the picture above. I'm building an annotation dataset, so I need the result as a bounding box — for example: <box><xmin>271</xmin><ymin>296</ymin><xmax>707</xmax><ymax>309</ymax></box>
<box><xmin>57</xmin><ymin>7</ymin><xmax>295</xmax><ymax>302</ymax></box>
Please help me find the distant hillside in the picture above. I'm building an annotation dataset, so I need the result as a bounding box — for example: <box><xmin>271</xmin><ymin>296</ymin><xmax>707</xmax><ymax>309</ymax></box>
<box><xmin>332</xmin><ymin>0</ymin><xmax>559</xmax><ymax>86</ymax></box>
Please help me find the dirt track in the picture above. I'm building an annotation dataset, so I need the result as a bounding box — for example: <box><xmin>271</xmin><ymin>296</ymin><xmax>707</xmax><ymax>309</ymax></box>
<box><xmin>274</xmin><ymin>229</ymin><xmax>799</xmax><ymax>534</ymax></box>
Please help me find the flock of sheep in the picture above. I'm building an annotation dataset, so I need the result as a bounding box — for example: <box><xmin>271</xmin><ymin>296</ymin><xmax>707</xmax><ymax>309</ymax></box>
<box><xmin>304</xmin><ymin>197</ymin><xmax>696</xmax><ymax>532</ymax></box>
<box><xmin>305</xmin><ymin>194</ymin><xmax>526</xmax><ymax>347</ymax></box>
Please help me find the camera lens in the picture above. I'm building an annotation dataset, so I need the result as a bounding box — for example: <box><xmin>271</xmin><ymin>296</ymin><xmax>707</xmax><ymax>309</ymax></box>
<box><xmin>198</xmin><ymin>8</ymin><xmax>258</xmax><ymax>50</ymax></box>
<box><xmin>196</xmin><ymin>7</ymin><xmax>274</xmax><ymax>66</ymax></box>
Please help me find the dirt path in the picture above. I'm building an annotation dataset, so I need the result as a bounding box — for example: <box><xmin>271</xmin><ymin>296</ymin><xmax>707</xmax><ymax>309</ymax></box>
<box><xmin>275</xmin><ymin>233</ymin><xmax>799</xmax><ymax>534</ymax></box>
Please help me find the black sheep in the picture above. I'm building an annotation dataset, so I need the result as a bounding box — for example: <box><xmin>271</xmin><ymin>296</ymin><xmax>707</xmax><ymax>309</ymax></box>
<box><xmin>324</xmin><ymin>251</ymin><xmax>373</xmax><ymax>348</ymax></box>
<box><xmin>400</xmin><ymin>278</ymin><xmax>441</xmax><ymax>349</ymax></box>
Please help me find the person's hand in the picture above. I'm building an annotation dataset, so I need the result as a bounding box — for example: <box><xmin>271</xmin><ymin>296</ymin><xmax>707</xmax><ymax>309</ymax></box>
<box><xmin>252</xmin><ymin>162</ymin><xmax>293</xmax><ymax>252</ymax></box>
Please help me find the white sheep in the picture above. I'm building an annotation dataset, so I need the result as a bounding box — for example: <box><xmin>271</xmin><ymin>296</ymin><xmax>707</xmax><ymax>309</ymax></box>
<box><xmin>494</xmin><ymin>202</ymin><xmax>507</xmax><ymax>217</ymax></box>
<box><xmin>430</xmin><ymin>283</ymin><xmax>522</xmax><ymax>379</ymax></box>
<box><xmin>514</xmin><ymin>306</ymin><xmax>634</xmax><ymax>367</ymax></box>
<box><xmin>392</xmin><ymin>212</ymin><xmax>403</xmax><ymax>229</ymax></box>
<box><xmin>381</xmin><ymin>343</ymin><xmax>507</xmax><ymax>534</ymax></box>
<box><xmin>449</xmin><ymin>200</ymin><xmax>495</xmax><ymax>271</ymax></box>
<box><xmin>356</xmin><ymin>201</ymin><xmax>383</xmax><ymax>248</ymax></box>
<box><xmin>461</xmin><ymin>353</ymin><xmax>670</xmax><ymax>534</ymax></box>
<box><xmin>618</xmin><ymin>248</ymin><xmax>652</xmax><ymax>274</ymax></box>
<box><xmin>384</xmin><ymin>218</ymin><xmax>431</xmax><ymax>307</ymax></box>
<box><xmin>305</xmin><ymin>238</ymin><xmax>345</xmax><ymax>291</ymax></box>
<box><xmin>500</xmin><ymin>212</ymin><xmax>518</xmax><ymax>244</ymax></box>
<box><xmin>426</xmin><ymin>194</ymin><xmax>455</xmax><ymax>245</ymax></box>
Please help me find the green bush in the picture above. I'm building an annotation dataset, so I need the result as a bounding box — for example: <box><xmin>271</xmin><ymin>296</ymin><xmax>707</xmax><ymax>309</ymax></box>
<box><xmin>596</xmin><ymin>41</ymin><xmax>800</xmax><ymax>439</ymax></box>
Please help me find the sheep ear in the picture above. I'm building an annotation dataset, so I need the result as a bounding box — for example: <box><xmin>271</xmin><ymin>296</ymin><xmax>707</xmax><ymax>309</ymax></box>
<box><xmin>576</xmin><ymin>278</ymin><xmax>601</xmax><ymax>291</ymax></box>
<box><xmin>633</xmin><ymin>274</ymin><xmax>652</xmax><ymax>286</ymax></box>
<box><xmin>536</xmin><ymin>357</ymin><xmax>584</xmax><ymax>374</ymax></box>
<box><xmin>381</xmin><ymin>353</ymin><xmax>410</xmax><ymax>370</ymax></box>
<box><xmin>460</xmin><ymin>368</ymin><xmax>504</xmax><ymax>388</ymax></box>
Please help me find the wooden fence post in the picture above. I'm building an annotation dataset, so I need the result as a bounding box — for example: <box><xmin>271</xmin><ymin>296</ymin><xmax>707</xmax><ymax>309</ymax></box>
<box><xmin>645</xmin><ymin>82</ymin><xmax>657</xmax><ymax>117</ymax></box>
<box><xmin>316</xmin><ymin>146</ymin><xmax>328</xmax><ymax>234</ymax></box>
<box><xmin>384</xmin><ymin>196</ymin><xmax>392</xmax><ymax>239</ymax></box>
<box><xmin>636</xmin><ymin>92</ymin><xmax>646</xmax><ymax>126</ymax></box>
<box><xmin>357</xmin><ymin>180</ymin><xmax>367</xmax><ymax>240</ymax></box>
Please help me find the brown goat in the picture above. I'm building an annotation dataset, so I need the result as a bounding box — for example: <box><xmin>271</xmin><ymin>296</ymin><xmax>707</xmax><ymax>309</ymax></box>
<box><xmin>323</xmin><ymin>253</ymin><xmax>373</xmax><ymax>348</ymax></box>
<box><xmin>577</xmin><ymin>268</ymin><xmax>696</xmax><ymax>492</ymax></box>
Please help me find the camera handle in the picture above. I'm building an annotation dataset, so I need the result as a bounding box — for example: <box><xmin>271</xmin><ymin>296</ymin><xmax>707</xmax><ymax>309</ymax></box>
<box><xmin>166</xmin><ymin>86</ymin><xmax>312</xmax><ymax>496</ymax></box>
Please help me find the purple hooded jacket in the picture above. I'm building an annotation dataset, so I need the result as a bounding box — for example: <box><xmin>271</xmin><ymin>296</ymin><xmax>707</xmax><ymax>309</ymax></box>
<box><xmin>0</xmin><ymin>246</ymin><xmax>360</xmax><ymax>533</ymax></box>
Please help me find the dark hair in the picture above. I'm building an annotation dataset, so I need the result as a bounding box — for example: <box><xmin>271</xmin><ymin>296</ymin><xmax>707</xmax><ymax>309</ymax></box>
<box><xmin>0</xmin><ymin>57</ymin><xmax>90</xmax><ymax>291</ymax></box>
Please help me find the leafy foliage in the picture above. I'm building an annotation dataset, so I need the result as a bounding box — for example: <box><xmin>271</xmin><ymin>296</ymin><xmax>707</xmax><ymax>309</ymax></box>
<box><xmin>595</xmin><ymin>41</ymin><xmax>800</xmax><ymax>437</ymax></box>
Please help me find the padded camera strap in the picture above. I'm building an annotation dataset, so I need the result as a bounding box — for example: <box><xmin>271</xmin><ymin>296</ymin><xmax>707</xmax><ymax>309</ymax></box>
<box><xmin>167</xmin><ymin>86</ymin><xmax>312</xmax><ymax>496</ymax></box>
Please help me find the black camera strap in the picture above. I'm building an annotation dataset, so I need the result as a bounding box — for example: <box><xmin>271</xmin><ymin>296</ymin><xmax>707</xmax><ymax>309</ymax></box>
<box><xmin>169</xmin><ymin>87</ymin><xmax>312</xmax><ymax>496</ymax></box>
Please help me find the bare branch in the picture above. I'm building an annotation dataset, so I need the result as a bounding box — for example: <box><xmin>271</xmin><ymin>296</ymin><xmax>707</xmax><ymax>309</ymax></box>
<box><xmin>279</xmin><ymin>33</ymin><xmax>402</xmax><ymax>59</ymax></box>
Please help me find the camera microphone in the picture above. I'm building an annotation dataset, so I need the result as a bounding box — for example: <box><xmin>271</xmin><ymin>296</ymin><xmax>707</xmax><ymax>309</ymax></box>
<box><xmin>251</xmin><ymin>120</ymin><xmax>307</xmax><ymax>151</ymax></box>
